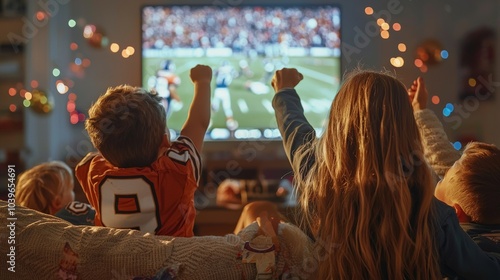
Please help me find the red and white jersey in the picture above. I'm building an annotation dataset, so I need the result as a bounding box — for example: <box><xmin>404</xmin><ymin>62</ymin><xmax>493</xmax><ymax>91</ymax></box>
<box><xmin>76</xmin><ymin>135</ymin><xmax>201</xmax><ymax>237</ymax></box>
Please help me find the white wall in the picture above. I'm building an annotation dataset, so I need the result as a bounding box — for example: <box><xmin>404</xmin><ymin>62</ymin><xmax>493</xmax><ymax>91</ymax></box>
<box><xmin>22</xmin><ymin>0</ymin><xmax>499</xmax><ymax>167</ymax></box>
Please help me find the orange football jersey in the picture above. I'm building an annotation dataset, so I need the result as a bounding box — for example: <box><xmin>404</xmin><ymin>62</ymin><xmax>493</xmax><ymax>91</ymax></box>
<box><xmin>76</xmin><ymin>135</ymin><xmax>201</xmax><ymax>237</ymax></box>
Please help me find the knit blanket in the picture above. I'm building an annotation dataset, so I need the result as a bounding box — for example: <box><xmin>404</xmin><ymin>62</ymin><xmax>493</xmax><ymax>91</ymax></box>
<box><xmin>0</xmin><ymin>201</ymin><xmax>314</xmax><ymax>280</ymax></box>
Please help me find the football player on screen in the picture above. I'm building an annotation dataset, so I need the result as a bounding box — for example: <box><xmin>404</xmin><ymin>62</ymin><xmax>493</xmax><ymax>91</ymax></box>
<box><xmin>212</xmin><ymin>60</ymin><xmax>239</xmax><ymax>131</ymax></box>
<box><xmin>148</xmin><ymin>59</ymin><xmax>182</xmax><ymax>119</ymax></box>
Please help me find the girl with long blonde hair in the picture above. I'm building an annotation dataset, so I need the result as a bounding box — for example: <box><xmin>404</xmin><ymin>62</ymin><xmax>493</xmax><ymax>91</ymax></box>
<box><xmin>271</xmin><ymin>68</ymin><xmax>500</xmax><ymax>279</ymax></box>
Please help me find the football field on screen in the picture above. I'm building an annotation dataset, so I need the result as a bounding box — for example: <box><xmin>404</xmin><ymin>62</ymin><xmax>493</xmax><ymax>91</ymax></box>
<box><xmin>143</xmin><ymin>55</ymin><xmax>341</xmax><ymax>133</ymax></box>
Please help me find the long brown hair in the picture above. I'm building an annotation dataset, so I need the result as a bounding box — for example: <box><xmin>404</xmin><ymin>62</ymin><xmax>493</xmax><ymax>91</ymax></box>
<box><xmin>293</xmin><ymin>70</ymin><xmax>441</xmax><ymax>279</ymax></box>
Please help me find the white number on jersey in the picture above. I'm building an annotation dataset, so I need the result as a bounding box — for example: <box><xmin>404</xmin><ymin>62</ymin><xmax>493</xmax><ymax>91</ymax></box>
<box><xmin>100</xmin><ymin>176</ymin><xmax>160</xmax><ymax>233</ymax></box>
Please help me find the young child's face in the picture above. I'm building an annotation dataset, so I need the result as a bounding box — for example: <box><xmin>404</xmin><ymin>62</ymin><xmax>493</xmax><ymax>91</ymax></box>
<box><xmin>434</xmin><ymin>161</ymin><xmax>460</xmax><ymax>206</ymax></box>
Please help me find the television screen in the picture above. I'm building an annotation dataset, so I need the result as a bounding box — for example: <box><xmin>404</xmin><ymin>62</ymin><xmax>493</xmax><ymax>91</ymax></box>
<box><xmin>142</xmin><ymin>4</ymin><xmax>341</xmax><ymax>140</ymax></box>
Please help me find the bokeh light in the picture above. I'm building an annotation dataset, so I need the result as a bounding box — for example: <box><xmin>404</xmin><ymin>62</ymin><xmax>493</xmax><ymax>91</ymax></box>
<box><xmin>443</xmin><ymin>108</ymin><xmax>452</xmax><ymax>117</ymax></box>
<box><xmin>377</xmin><ymin>18</ymin><xmax>385</xmax><ymax>26</ymax></box>
<box><xmin>8</xmin><ymin>88</ymin><xmax>16</xmax><ymax>96</ymax></box>
<box><xmin>82</xmin><ymin>58</ymin><xmax>91</xmax><ymax>67</ymax></box>
<box><xmin>70</xmin><ymin>42</ymin><xmax>78</xmax><ymax>51</ymax></box>
<box><xmin>390</xmin><ymin>57</ymin><xmax>404</xmax><ymax>68</ymax></box>
<box><xmin>445</xmin><ymin>103</ymin><xmax>454</xmax><ymax>112</ymax></box>
<box><xmin>441</xmin><ymin>50</ymin><xmax>449</xmax><ymax>59</ymax></box>
<box><xmin>468</xmin><ymin>78</ymin><xmax>477</xmax><ymax>87</ymax></box>
<box><xmin>83</xmin><ymin>25</ymin><xmax>96</xmax><ymax>39</ymax></box>
<box><xmin>70</xmin><ymin>113</ymin><xmax>79</xmax><ymax>124</ymax></box>
<box><xmin>121</xmin><ymin>49</ymin><xmax>130</xmax><ymax>58</ymax></box>
<box><xmin>52</xmin><ymin>68</ymin><xmax>60</xmax><ymax>77</ymax></box>
<box><xmin>56</xmin><ymin>81</ymin><xmax>69</xmax><ymax>94</ymax></box>
<box><xmin>414</xmin><ymin>59</ymin><xmax>423</xmax><ymax>68</ymax></box>
<box><xmin>110</xmin><ymin>43</ymin><xmax>120</xmax><ymax>53</ymax></box>
<box><xmin>419</xmin><ymin>65</ymin><xmax>428</xmax><ymax>73</ymax></box>
<box><xmin>431</xmin><ymin>95</ymin><xmax>440</xmax><ymax>105</ymax></box>
<box><xmin>392</xmin><ymin>23</ymin><xmax>401</xmax><ymax>31</ymax></box>
<box><xmin>67</xmin><ymin>101</ymin><xmax>76</xmax><ymax>112</ymax></box>
<box><xmin>381</xmin><ymin>23</ymin><xmax>390</xmax><ymax>31</ymax></box>
<box><xmin>453</xmin><ymin>141</ymin><xmax>462</xmax><ymax>150</ymax></box>
<box><xmin>365</xmin><ymin>7</ymin><xmax>374</xmax><ymax>15</ymax></box>
<box><xmin>9</xmin><ymin>104</ymin><xmax>17</xmax><ymax>112</ymax></box>
<box><xmin>36</xmin><ymin>11</ymin><xmax>46</xmax><ymax>22</ymax></box>
<box><xmin>68</xmin><ymin>93</ymin><xmax>77</xmax><ymax>101</ymax></box>
<box><xmin>126</xmin><ymin>46</ymin><xmax>135</xmax><ymax>56</ymax></box>
<box><xmin>23</xmin><ymin>100</ymin><xmax>31</xmax><ymax>107</ymax></box>
<box><xmin>25</xmin><ymin>91</ymin><xmax>32</xmax><ymax>101</ymax></box>
<box><xmin>398</xmin><ymin>43</ymin><xmax>407</xmax><ymax>52</ymax></box>
<box><xmin>68</xmin><ymin>19</ymin><xmax>77</xmax><ymax>28</ymax></box>
<box><xmin>31</xmin><ymin>80</ymin><xmax>39</xmax><ymax>88</ymax></box>
<box><xmin>381</xmin><ymin>30</ymin><xmax>390</xmax><ymax>39</ymax></box>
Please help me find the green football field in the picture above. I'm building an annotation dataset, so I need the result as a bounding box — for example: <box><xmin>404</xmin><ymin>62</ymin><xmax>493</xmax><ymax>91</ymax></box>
<box><xmin>143</xmin><ymin>55</ymin><xmax>341</xmax><ymax>135</ymax></box>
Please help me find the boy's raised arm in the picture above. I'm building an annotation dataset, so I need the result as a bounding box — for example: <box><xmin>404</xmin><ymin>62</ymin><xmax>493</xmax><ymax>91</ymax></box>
<box><xmin>180</xmin><ymin>64</ymin><xmax>212</xmax><ymax>153</ymax></box>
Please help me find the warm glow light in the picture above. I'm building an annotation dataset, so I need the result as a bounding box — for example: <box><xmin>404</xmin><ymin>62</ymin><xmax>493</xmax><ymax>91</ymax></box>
<box><xmin>468</xmin><ymin>78</ymin><xmax>477</xmax><ymax>87</ymax></box>
<box><xmin>83</xmin><ymin>25</ymin><xmax>96</xmax><ymax>39</ymax></box>
<box><xmin>40</xmin><ymin>96</ymin><xmax>48</xmax><ymax>104</ymax></box>
<box><xmin>19</xmin><ymin>89</ymin><xmax>26</xmax><ymax>98</ymax></box>
<box><xmin>8</xmin><ymin>88</ymin><xmax>16</xmax><ymax>96</ymax></box>
<box><xmin>70</xmin><ymin>42</ymin><xmax>78</xmax><ymax>50</ymax></box>
<box><xmin>57</xmin><ymin>82</ymin><xmax>69</xmax><ymax>94</ymax></box>
<box><xmin>126</xmin><ymin>46</ymin><xmax>135</xmax><ymax>56</ymax></box>
<box><xmin>70</xmin><ymin>113</ymin><xmax>79</xmax><ymax>124</ymax></box>
<box><xmin>398</xmin><ymin>43</ymin><xmax>407</xmax><ymax>52</ymax></box>
<box><xmin>381</xmin><ymin>30</ymin><xmax>390</xmax><ymax>39</ymax></box>
<box><xmin>30</xmin><ymin>80</ymin><xmax>39</xmax><ymax>88</ymax></box>
<box><xmin>364</xmin><ymin>7</ymin><xmax>374</xmax><ymax>15</ymax></box>
<box><xmin>390</xmin><ymin>57</ymin><xmax>404</xmax><ymax>68</ymax></box>
<box><xmin>25</xmin><ymin>91</ymin><xmax>32</xmax><ymax>100</ymax></box>
<box><xmin>431</xmin><ymin>96</ymin><xmax>440</xmax><ymax>105</ymax></box>
<box><xmin>67</xmin><ymin>101</ymin><xmax>76</xmax><ymax>112</ymax></box>
<box><xmin>381</xmin><ymin>23</ymin><xmax>390</xmax><ymax>31</ymax></box>
<box><xmin>121</xmin><ymin>49</ymin><xmax>130</xmax><ymax>58</ymax></box>
<box><xmin>9</xmin><ymin>104</ymin><xmax>17</xmax><ymax>112</ymax></box>
<box><xmin>36</xmin><ymin>11</ymin><xmax>46</xmax><ymax>21</ymax></box>
<box><xmin>78</xmin><ymin>113</ymin><xmax>86</xmax><ymax>122</ymax></box>
<box><xmin>68</xmin><ymin>93</ymin><xmax>77</xmax><ymax>101</ymax></box>
<box><xmin>82</xmin><ymin>58</ymin><xmax>91</xmax><ymax>67</ymax></box>
<box><xmin>110</xmin><ymin>43</ymin><xmax>120</xmax><ymax>53</ymax></box>
<box><xmin>376</xmin><ymin>18</ymin><xmax>385</xmax><ymax>26</ymax></box>
<box><xmin>420</xmin><ymin>65</ymin><xmax>428</xmax><ymax>73</ymax></box>
<box><xmin>414</xmin><ymin>59</ymin><xmax>424</xmax><ymax>68</ymax></box>
<box><xmin>392</xmin><ymin>23</ymin><xmax>401</xmax><ymax>31</ymax></box>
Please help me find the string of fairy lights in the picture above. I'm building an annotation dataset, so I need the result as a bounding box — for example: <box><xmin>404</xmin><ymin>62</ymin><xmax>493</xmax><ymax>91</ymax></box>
<box><xmin>6</xmin><ymin>11</ymin><xmax>136</xmax><ymax>125</ymax></box>
<box><xmin>365</xmin><ymin>5</ymin><xmax>463</xmax><ymax>150</ymax></box>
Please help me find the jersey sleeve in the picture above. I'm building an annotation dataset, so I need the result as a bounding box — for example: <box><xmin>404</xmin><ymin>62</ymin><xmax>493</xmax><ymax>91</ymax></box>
<box><xmin>75</xmin><ymin>152</ymin><xmax>99</xmax><ymax>197</ymax></box>
<box><xmin>168</xmin><ymin>136</ymin><xmax>202</xmax><ymax>184</ymax></box>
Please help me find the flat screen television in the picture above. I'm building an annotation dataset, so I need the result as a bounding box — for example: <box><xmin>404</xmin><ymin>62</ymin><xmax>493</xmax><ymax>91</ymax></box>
<box><xmin>141</xmin><ymin>4</ymin><xmax>341</xmax><ymax>141</ymax></box>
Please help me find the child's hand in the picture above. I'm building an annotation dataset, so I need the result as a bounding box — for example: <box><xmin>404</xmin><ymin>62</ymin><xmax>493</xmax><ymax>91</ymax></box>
<box><xmin>407</xmin><ymin>77</ymin><xmax>428</xmax><ymax>111</ymax></box>
<box><xmin>271</xmin><ymin>68</ymin><xmax>303</xmax><ymax>93</ymax></box>
<box><xmin>190</xmin><ymin>64</ymin><xmax>212</xmax><ymax>84</ymax></box>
